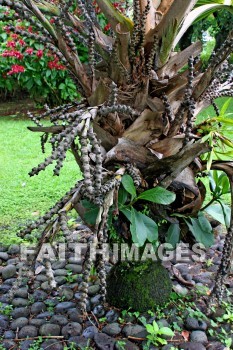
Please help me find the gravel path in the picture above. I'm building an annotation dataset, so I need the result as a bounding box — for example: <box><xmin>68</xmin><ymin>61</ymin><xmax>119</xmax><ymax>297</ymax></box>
<box><xmin>0</xmin><ymin>224</ymin><xmax>232</xmax><ymax>350</ymax></box>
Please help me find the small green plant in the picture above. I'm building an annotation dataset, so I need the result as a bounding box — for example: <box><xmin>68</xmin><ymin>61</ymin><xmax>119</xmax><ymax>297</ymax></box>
<box><xmin>45</xmin><ymin>300</ymin><xmax>55</xmax><ymax>312</ymax></box>
<box><xmin>65</xmin><ymin>270</ymin><xmax>76</xmax><ymax>283</ymax></box>
<box><xmin>218</xmin><ymin>310</ymin><xmax>233</xmax><ymax>324</ymax></box>
<box><xmin>206</xmin><ymin>258</ymin><xmax>214</xmax><ymax>267</ymax></box>
<box><xmin>99</xmin><ymin>317</ymin><xmax>107</xmax><ymax>323</ymax></box>
<box><xmin>0</xmin><ymin>302</ymin><xmax>13</xmax><ymax>317</ymax></box>
<box><xmin>224</xmin><ymin>337</ymin><xmax>232</xmax><ymax>349</ymax></box>
<box><xmin>115</xmin><ymin>340</ymin><xmax>126</xmax><ymax>350</ymax></box>
<box><xmin>145</xmin><ymin>320</ymin><xmax>174</xmax><ymax>346</ymax></box>
<box><xmin>28</xmin><ymin>336</ymin><xmax>44</xmax><ymax>350</ymax></box>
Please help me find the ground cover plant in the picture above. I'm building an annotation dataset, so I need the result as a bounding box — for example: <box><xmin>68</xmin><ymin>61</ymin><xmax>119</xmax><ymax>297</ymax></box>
<box><xmin>0</xmin><ymin>0</ymin><xmax>233</xmax><ymax>319</ymax></box>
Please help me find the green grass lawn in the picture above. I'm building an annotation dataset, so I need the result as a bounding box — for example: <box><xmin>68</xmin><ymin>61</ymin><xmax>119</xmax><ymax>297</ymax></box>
<box><xmin>0</xmin><ymin>97</ymin><xmax>232</xmax><ymax>245</ymax></box>
<box><xmin>0</xmin><ymin>115</ymin><xmax>81</xmax><ymax>244</ymax></box>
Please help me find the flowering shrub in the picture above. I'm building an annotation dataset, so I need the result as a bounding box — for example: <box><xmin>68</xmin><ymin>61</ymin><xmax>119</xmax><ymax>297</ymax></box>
<box><xmin>0</xmin><ymin>5</ymin><xmax>82</xmax><ymax>104</ymax></box>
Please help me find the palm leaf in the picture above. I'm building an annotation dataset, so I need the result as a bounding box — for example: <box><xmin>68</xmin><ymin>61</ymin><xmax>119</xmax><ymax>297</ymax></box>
<box><xmin>173</xmin><ymin>3</ymin><xmax>233</xmax><ymax>48</ymax></box>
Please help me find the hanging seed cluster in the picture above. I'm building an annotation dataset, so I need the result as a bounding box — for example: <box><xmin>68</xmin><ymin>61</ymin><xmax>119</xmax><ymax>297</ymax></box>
<box><xmin>183</xmin><ymin>56</ymin><xmax>196</xmax><ymax>146</ymax></box>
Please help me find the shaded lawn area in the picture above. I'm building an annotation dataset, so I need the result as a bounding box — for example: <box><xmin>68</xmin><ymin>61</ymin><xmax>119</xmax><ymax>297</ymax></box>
<box><xmin>0</xmin><ymin>115</ymin><xmax>81</xmax><ymax>244</ymax></box>
<box><xmin>0</xmin><ymin>97</ymin><xmax>232</xmax><ymax>244</ymax></box>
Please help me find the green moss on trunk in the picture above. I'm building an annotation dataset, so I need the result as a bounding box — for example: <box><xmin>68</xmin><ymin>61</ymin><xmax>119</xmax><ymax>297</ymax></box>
<box><xmin>106</xmin><ymin>260</ymin><xmax>172</xmax><ymax>312</ymax></box>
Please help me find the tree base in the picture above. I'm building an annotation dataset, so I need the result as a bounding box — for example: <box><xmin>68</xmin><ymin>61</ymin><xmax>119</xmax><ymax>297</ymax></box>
<box><xmin>106</xmin><ymin>260</ymin><xmax>172</xmax><ymax>312</ymax></box>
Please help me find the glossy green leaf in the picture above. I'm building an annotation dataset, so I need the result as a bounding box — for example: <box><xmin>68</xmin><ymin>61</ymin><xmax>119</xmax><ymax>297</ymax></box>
<box><xmin>130</xmin><ymin>208</ymin><xmax>158</xmax><ymax>246</ymax></box>
<box><xmin>138</xmin><ymin>187</ymin><xmax>175</xmax><ymax>205</ymax></box>
<box><xmin>159</xmin><ymin>327</ymin><xmax>174</xmax><ymax>337</ymax></box>
<box><xmin>82</xmin><ymin>199</ymin><xmax>99</xmax><ymax>225</ymax></box>
<box><xmin>166</xmin><ymin>224</ymin><xmax>180</xmax><ymax>248</ymax></box>
<box><xmin>185</xmin><ymin>213</ymin><xmax>214</xmax><ymax>248</ymax></box>
<box><xmin>122</xmin><ymin>174</ymin><xmax>136</xmax><ymax>200</ymax></box>
<box><xmin>205</xmin><ymin>203</ymin><xmax>230</xmax><ymax>228</ymax></box>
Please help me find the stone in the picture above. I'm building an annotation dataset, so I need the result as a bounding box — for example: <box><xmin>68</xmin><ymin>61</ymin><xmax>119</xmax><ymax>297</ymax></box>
<box><xmin>82</xmin><ymin>326</ymin><xmax>98</xmax><ymax>339</ymax></box>
<box><xmin>106</xmin><ymin>261</ymin><xmax>172</xmax><ymax>312</ymax></box>
<box><xmin>172</xmin><ymin>284</ymin><xmax>189</xmax><ymax>296</ymax></box>
<box><xmin>29</xmin><ymin>319</ymin><xmax>45</xmax><ymax>327</ymax></box>
<box><xmin>37</xmin><ymin>312</ymin><xmax>54</xmax><ymax>319</ymax></box>
<box><xmin>31</xmin><ymin>302</ymin><xmax>46</xmax><ymax>315</ymax></box>
<box><xmin>90</xmin><ymin>294</ymin><xmax>102</xmax><ymax>306</ymax></box>
<box><xmin>41</xmin><ymin>281</ymin><xmax>53</xmax><ymax>291</ymax></box>
<box><xmin>122</xmin><ymin>324</ymin><xmax>147</xmax><ymax>338</ymax></box>
<box><xmin>178</xmin><ymin>342</ymin><xmax>206</xmax><ymax>350</ymax></box>
<box><xmin>105</xmin><ymin>309</ymin><xmax>119</xmax><ymax>323</ymax></box>
<box><xmin>50</xmin><ymin>315</ymin><xmax>68</xmax><ymax>326</ymax></box>
<box><xmin>0</xmin><ymin>318</ymin><xmax>9</xmax><ymax>329</ymax></box>
<box><xmin>35</xmin><ymin>275</ymin><xmax>48</xmax><ymax>282</ymax></box>
<box><xmin>102</xmin><ymin>323</ymin><xmax>121</xmax><ymax>336</ymax></box>
<box><xmin>157</xmin><ymin>319</ymin><xmax>170</xmax><ymax>328</ymax></box>
<box><xmin>190</xmin><ymin>330</ymin><xmax>208</xmax><ymax>344</ymax></box>
<box><xmin>19</xmin><ymin>340</ymin><xmax>34</xmax><ymax>350</ymax></box>
<box><xmin>7</xmin><ymin>258</ymin><xmax>19</xmax><ymax>265</ymax></box>
<box><xmin>12</xmin><ymin>298</ymin><xmax>29</xmax><ymax>307</ymax></box>
<box><xmin>1</xmin><ymin>340</ymin><xmax>17</xmax><ymax>349</ymax></box>
<box><xmin>55</xmin><ymin>276</ymin><xmax>67</xmax><ymax>285</ymax></box>
<box><xmin>11</xmin><ymin>317</ymin><xmax>28</xmax><ymax>330</ymax></box>
<box><xmin>18</xmin><ymin>325</ymin><xmax>38</xmax><ymax>338</ymax></box>
<box><xmin>41</xmin><ymin>339</ymin><xmax>63</xmax><ymax>350</ymax></box>
<box><xmin>206</xmin><ymin>342</ymin><xmax>226</xmax><ymax>350</ymax></box>
<box><xmin>61</xmin><ymin>322</ymin><xmax>82</xmax><ymax>339</ymax></box>
<box><xmin>59</xmin><ymin>287</ymin><xmax>74</xmax><ymax>301</ymax></box>
<box><xmin>55</xmin><ymin>302</ymin><xmax>76</xmax><ymax>313</ymax></box>
<box><xmin>33</xmin><ymin>290</ymin><xmax>48</xmax><ymax>301</ymax></box>
<box><xmin>39</xmin><ymin>323</ymin><xmax>61</xmax><ymax>336</ymax></box>
<box><xmin>67</xmin><ymin>308</ymin><xmax>83</xmax><ymax>323</ymax></box>
<box><xmin>0</xmin><ymin>252</ymin><xmax>9</xmax><ymax>260</ymax></box>
<box><xmin>54</xmin><ymin>269</ymin><xmax>68</xmax><ymax>276</ymax></box>
<box><xmin>14</xmin><ymin>287</ymin><xmax>28</xmax><ymax>299</ymax></box>
<box><xmin>94</xmin><ymin>333</ymin><xmax>116</xmax><ymax>350</ymax></box>
<box><xmin>65</xmin><ymin>264</ymin><xmax>82</xmax><ymax>273</ymax></box>
<box><xmin>4</xmin><ymin>330</ymin><xmax>15</xmax><ymax>339</ymax></box>
<box><xmin>12</xmin><ymin>307</ymin><xmax>30</xmax><ymax>319</ymax></box>
<box><xmin>0</xmin><ymin>284</ymin><xmax>11</xmax><ymax>293</ymax></box>
<box><xmin>68</xmin><ymin>336</ymin><xmax>89</xmax><ymax>348</ymax></box>
<box><xmin>93</xmin><ymin>305</ymin><xmax>105</xmax><ymax>318</ymax></box>
<box><xmin>8</xmin><ymin>244</ymin><xmax>20</xmax><ymax>255</ymax></box>
<box><xmin>3</xmin><ymin>277</ymin><xmax>16</xmax><ymax>285</ymax></box>
<box><xmin>1</xmin><ymin>265</ymin><xmax>16</xmax><ymax>279</ymax></box>
<box><xmin>115</xmin><ymin>339</ymin><xmax>140</xmax><ymax>350</ymax></box>
<box><xmin>185</xmin><ymin>317</ymin><xmax>207</xmax><ymax>331</ymax></box>
<box><xmin>88</xmin><ymin>284</ymin><xmax>100</xmax><ymax>296</ymax></box>
<box><xmin>52</xmin><ymin>260</ymin><xmax>66</xmax><ymax>269</ymax></box>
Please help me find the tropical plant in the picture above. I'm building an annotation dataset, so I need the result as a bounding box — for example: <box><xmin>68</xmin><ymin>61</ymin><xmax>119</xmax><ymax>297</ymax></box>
<box><xmin>145</xmin><ymin>320</ymin><xmax>174</xmax><ymax>346</ymax></box>
<box><xmin>2</xmin><ymin>0</ymin><xmax>233</xmax><ymax>313</ymax></box>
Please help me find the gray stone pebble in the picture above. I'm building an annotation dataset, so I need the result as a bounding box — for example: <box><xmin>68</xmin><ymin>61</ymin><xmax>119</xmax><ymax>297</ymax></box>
<box><xmin>55</xmin><ymin>301</ymin><xmax>76</xmax><ymax>313</ymax></box>
<box><xmin>31</xmin><ymin>302</ymin><xmax>46</xmax><ymax>315</ymax></box>
<box><xmin>0</xmin><ymin>252</ymin><xmax>9</xmax><ymax>260</ymax></box>
<box><xmin>185</xmin><ymin>317</ymin><xmax>207</xmax><ymax>331</ymax></box>
<box><xmin>61</xmin><ymin>322</ymin><xmax>82</xmax><ymax>339</ymax></box>
<box><xmin>88</xmin><ymin>284</ymin><xmax>100</xmax><ymax>296</ymax></box>
<box><xmin>82</xmin><ymin>325</ymin><xmax>98</xmax><ymax>339</ymax></box>
<box><xmin>11</xmin><ymin>317</ymin><xmax>28</xmax><ymax>330</ymax></box>
<box><xmin>12</xmin><ymin>298</ymin><xmax>29</xmax><ymax>307</ymax></box>
<box><xmin>178</xmin><ymin>342</ymin><xmax>206</xmax><ymax>350</ymax></box>
<box><xmin>29</xmin><ymin>319</ymin><xmax>45</xmax><ymax>327</ymax></box>
<box><xmin>59</xmin><ymin>287</ymin><xmax>74</xmax><ymax>300</ymax></box>
<box><xmin>1</xmin><ymin>265</ymin><xmax>16</xmax><ymax>279</ymax></box>
<box><xmin>54</xmin><ymin>269</ymin><xmax>68</xmax><ymax>276</ymax></box>
<box><xmin>52</xmin><ymin>260</ymin><xmax>66</xmax><ymax>270</ymax></box>
<box><xmin>41</xmin><ymin>339</ymin><xmax>63</xmax><ymax>349</ymax></box>
<box><xmin>190</xmin><ymin>330</ymin><xmax>208</xmax><ymax>343</ymax></box>
<box><xmin>8</xmin><ymin>244</ymin><xmax>20</xmax><ymax>255</ymax></box>
<box><xmin>65</xmin><ymin>264</ymin><xmax>82</xmax><ymax>273</ymax></box>
<box><xmin>39</xmin><ymin>323</ymin><xmax>61</xmax><ymax>336</ymax></box>
<box><xmin>14</xmin><ymin>287</ymin><xmax>28</xmax><ymax>299</ymax></box>
<box><xmin>67</xmin><ymin>336</ymin><xmax>89</xmax><ymax>348</ymax></box>
<box><xmin>4</xmin><ymin>330</ymin><xmax>15</xmax><ymax>339</ymax></box>
<box><xmin>50</xmin><ymin>315</ymin><xmax>68</xmax><ymax>326</ymax></box>
<box><xmin>102</xmin><ymin>322</ymin><xmax>121</xmax><ymax>336</ymax></box>
<box><xmin>12</xmin><ymin>307</ymin><xmax>30</xmax><ymax>319</ymax></box>
<box><xmin>122</xmin><ymin>324</ymin><xmax>147</xmax><ymax>338</ymax></box>
<box><xmin>18</xmin><ymin>325</ymin><xmax>38</xmax><ymax>338</ymax></box>
<box><xmin>1</xmin><ymin>340</ymin><xmax>16</xmax><ymax>349</ymax></box>
<box><xmin>94</xmin><ymin>333</ymin><xmax>116</xmax><ymax>350</ymax></box>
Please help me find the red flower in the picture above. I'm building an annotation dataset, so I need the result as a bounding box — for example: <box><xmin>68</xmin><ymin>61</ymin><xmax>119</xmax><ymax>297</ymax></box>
<box><xmin>18</xmin><ymin>39</ymin><xmax>26</xmax><ymax>46</ymax></box>
<box><xmin>104</xmin><ymin>23</ymin><xmax>111</xmax><ymax>31</ymax></box>
<box><xmin>7</xmin><ymin>64</ymin><xmax>25</xmax><ymax>75</ymax></box>
<box><xmin>7</xmin><ymin>41</ymin><xmax>16</xmax><ymax>48</ymax></box>
<box><xmin>48</xmin><ymin>60</ymin><xmax>66</xmax><ymax>70</ymax></box>
<box><xmin>28</xmin><ymin>26</ymin><xmax>33</xmax><ymax>33</ymax></box>
<box><xmin>25</xmin><ymin>48</ymin><xmax>33</xmax><ymax>55</ymax></box>
<box><xmin>11</xmin><ymin>34</ymin><xmax>18</xmax><ymax>39</ymax></box>
<box><xmin>50</xmin><ymin>18</ymin><xmax>55</xmax><ymax>24</ymax></box>
<box><xmin>2</xmin><ymin>50</ymin><xmax>24</xmax><ymax>60</ymax></box>
<box><xmin>36</xmin><ymin>49</ymin><xmax>43</xmax><ymax>58</ymax></box>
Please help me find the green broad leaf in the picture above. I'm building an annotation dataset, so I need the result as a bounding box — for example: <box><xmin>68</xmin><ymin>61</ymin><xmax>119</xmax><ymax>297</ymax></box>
<box><xmin>146</xmin><ymin>324</ymin><xmax>155</xmax><ymax>334</ymax></box>
<box><xmin>159</xmin><ymin>327</ymin><xmax>174</xmax><ymax>337</ymax></box>
<box><xmin>120</xmin><ymin>207</ymin><xmax>131</xmax><ymax>221</ymax></box>
<box><xmin>185</xmin><ymin>213</ymin><xmax>214</xmax><ymax>248</ymax></box>
<box><xmin>220</xmin><ymin>98</ymin><xmax>232</xmax><ymax>115</ymax></box>
<box><xmin>156</xmin><ymin>337</ymin><xmax>167</xmax><ymax>345</ymax></box>
<box><xmin>118</xmin><ymin>186</ymin><xmax>128</xmax><ymax>206</ymax></box>
<box><xmin>138</xmin><ymin>186</ymin><xmax>175</xmax><ymax>205</ymax></box>
<box><xmin>219</xmin><ymin>175</ymin><xmax>230</xmax><ymax>195</ymax></box>
<box><xmin>216</xmin><ymin>117</ymin><xmax>233</xmax><ymax>125</ymax></box>
<box><xmin>152</xmin><ymin>320</ymin><xmax>159</xmax><ymax>333</ymax></box>
<box><xmin>166</xmin><ymin>224</ymin><xmax>180</xmax><ymax>248</ymax></box>
<box><xmin>82</xmin><ymin>199</ymin><xmax>99</xmax><ymax>225</ymax></box>
<box><xmin>201</xmin><ymin>134</ymin><xmax>211</xmax><ymax>143</ymax></box>
<box><xmin>218</xmin><ymin>201</ymin><xmax>231</xmax><ymax>228</ymax></box>
<box><xmin>122</xmin><ymin>174</ymin><xmax>136</xmax><ymax>200</ymax></box>
<box><xmin>130</xmin><ymin>208</ymin><xmax>158</xmax><ymax>246</ymax></box>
